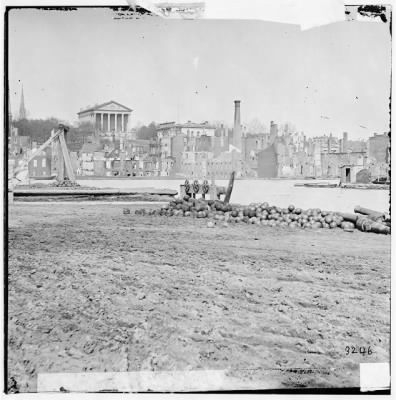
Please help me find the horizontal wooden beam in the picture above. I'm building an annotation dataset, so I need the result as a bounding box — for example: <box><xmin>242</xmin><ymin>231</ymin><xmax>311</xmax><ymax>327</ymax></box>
<box><xmin>13</xmin><ymin>188</ymin><xmax>178</xmax><ymax>196</ymax></box>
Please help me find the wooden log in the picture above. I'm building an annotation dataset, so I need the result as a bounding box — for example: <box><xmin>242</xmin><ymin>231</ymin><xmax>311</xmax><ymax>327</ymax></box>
<box><xmin>56</xmin><ymin>140</ymin><xmax>64</xmax><ymax>182</ymax></box>
<box><xmin>354</xmin><ymin>216</ymin><xmax>390</xmax><ymax>234</ymax></box>
<box><xmin>59</xmin><ymin>130</ymin><xmax>76</xmax><ymax>182</ymax></box>
<box><xmin>223</xmin><ymin>171</ymin><xmax>235</xmax><ymax>204</ymax></box>
<box><xmin>369</xmin><ymin>222</ymin><xmax>391</xmax><ymax>235</ymax></box>
<box><xmin>354</xmin><ymin>205</ymin><xmax>384</xmax><ymax>219</ymax></box>
<box><xmin>365</xmin><ymin>214</ymin><xmax>385</xmax><ymax>222</ymax></box>
<box><xmin>339</xmin><ymin>212</ymin><xmax>358</xmax><ymax>223</ymax></box>
<box><xmin>356</xmin><ymin>217</ymin><xmax>373</xmax><ymax>232</ymax></box>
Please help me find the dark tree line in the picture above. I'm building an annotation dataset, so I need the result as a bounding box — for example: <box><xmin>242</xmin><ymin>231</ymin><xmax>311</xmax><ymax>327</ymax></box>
<box><xmin>136</xmin><ymin>122</ymin><xmax>157</xmax><ymax>140</ymax></box>
<box><xmin>12</xmin><ymin>118</ymin><xmax>96</xmax><ymax>146</ymax></box>
<box><xmin>68</xmin><ymin>122</ymin><xmax>96</xmax><ymax>141</ymax></box>
<box><xmin>12</xmin><ymin>118</ymin><xmax>61</xmax><ymax>144</ymax></box>
<box><xmin>12</xmin><ymin>118</ymin><xmax>158</xmax><ymax>144</ymax></box>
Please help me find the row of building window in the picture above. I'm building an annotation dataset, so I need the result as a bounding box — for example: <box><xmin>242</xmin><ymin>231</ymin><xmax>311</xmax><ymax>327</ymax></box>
<box><xmin>31</xmin><ymin>170</ymin><xmax>47</xmax><ymax>176</ymax></box>
<box><xmin>32</xmin><ymin>159</ymin><xmax>46</xmax><ymax>168</ymax></box>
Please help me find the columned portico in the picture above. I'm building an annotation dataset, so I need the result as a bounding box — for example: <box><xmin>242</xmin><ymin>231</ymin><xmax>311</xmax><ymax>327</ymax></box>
<box><xmin>77</xmin><ymin>100</ymin><xmax>133</xmax><ymax>136</ymax></box>
<box><xmin>92</xmin><ymin>111</ymin><xmax>130</xmax><ymax>133</ymax></box>
<box><xmin>93</xmin><ymin>111</ymin><xmax>129</xmax><ymax>133</ymax></box>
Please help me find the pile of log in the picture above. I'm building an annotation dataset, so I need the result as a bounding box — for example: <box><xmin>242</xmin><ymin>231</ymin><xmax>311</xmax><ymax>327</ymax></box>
<box><xmin>340</xmin><ymin>206</ymin><xmax>390</xmax><ymax>235</ymax></box>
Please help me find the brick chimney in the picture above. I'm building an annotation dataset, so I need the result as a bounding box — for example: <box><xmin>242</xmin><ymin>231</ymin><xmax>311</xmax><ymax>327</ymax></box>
<box><xmin>270</xmin><ymin>121</ymin><xmax>278</xmax><ymax>141</ymax></box>
<box><xmin>342</xmin><ymin>132</ymin><xmax>348</xmax><ymax>152</ymax></box>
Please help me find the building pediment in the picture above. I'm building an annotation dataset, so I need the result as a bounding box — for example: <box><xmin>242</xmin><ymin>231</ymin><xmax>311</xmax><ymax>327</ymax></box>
<box><xmin>78</xmin><ymin>101</ymin><xmax>132</xmax><ymax>115</ymax></box>
<box><xmin>96</xmin><ymin>101</ymin><xmax>132</xmax><ymax>112</ymax></box>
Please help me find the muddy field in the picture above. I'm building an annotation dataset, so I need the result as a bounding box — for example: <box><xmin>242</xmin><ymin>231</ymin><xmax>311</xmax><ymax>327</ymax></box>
<box><xmin>7</xmin><ymin>203</ymin><xmax>391</xmax><ymax>392</ymax></box>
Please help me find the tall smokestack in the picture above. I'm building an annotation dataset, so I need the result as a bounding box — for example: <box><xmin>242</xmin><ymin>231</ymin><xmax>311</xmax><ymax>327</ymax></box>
<box><xmin>233</xmin><ymin>100</ymin><xmax>241</xmax><ymax>150</ymax></box>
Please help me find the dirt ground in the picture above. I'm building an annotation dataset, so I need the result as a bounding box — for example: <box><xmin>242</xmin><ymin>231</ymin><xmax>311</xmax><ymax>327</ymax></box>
<box><xmin>7</xmin><ymin>203</ymin><xmax>391</xmax><ymax>392</ymax></box>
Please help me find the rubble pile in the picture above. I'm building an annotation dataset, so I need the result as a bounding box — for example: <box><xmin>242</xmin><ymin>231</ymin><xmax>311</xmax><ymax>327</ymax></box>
<box><xmin>50</xmin><ymin>179</ymin><xmax>80</xmax><ymax>188</ymax></box>
<box><xmin>132</xmin><ymin>196</ymin><xmax>390</xmax><ymax>234</ymax></box>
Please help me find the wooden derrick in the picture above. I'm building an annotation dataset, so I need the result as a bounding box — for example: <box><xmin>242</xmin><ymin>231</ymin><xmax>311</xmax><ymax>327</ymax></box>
<box><xmin>17</xmin><ymin>124</ymin><xmax>75</xmax><ymax>184</ymax></box>
<box><xmin>56</xmin><ymin>138</ymin><xmax>64</xmax><ymax>182</ymax></box>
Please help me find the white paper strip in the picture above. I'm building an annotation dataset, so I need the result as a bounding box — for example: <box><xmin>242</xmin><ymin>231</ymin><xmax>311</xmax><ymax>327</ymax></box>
<box><xmin>37</xmin><ymin>370</ymin><xmax>273</xmax><ymax>392</ymax></box>
<box><xmin>360</xmin><ymin>363</ymin><xmax>390</xmax><ymax>392</ymax></box>
<box><xmin>131</xmin><ymin>0</ymin><xmax>346</xmax><ymax>30</ymax></box>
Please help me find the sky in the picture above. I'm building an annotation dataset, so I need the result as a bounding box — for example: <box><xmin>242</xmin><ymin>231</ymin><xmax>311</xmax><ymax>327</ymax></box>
<box><xmin>8</xmin><ymin>7</ymin><xmax>391</xmax><ymax>139</ymax></box>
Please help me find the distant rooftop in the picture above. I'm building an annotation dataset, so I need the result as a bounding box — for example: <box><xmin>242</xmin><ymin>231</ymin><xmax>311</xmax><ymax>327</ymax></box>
<box><xmin>157</xmin><ymin>121</ymin><xmax>215</xmax><ymax>130</ymax></box>
<box><xmin>126</xmin><ymin>139</ymin><xmax>150</xmax><ymax>146</ymax></box>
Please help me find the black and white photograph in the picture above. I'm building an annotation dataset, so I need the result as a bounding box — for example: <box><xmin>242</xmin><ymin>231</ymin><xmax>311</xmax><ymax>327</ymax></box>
<box><xmin>5</xmin><ymin>0</ymin><xmax>392</xmax><ymax>394</ymax></box>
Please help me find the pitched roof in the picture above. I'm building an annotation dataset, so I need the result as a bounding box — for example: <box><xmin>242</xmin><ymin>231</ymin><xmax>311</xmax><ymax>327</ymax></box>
<box><xmin>77</xmin><ymin>100</ymin><xmax>132</xmax><ymax>115</ymax></box>
<box><xmin>127</xmin><ymin>139</ymin><xmax>150</xmax><ymax>146</ymax></box>
<box><xmin>181</xmin><ymin>122</ymin><xmax>216</xmax><ymax>129</ymax></box>
<box><xmin>156</xmin><ymin>121</ymin><xmax>216</xmax><ymax>130</ymax></box>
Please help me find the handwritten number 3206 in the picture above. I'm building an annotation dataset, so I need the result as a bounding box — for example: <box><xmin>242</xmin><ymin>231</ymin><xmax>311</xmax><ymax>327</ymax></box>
<box><xmin>345</xmin><ymin>346</ymin><xmax>372</xmax><ymax>355</ymax></box>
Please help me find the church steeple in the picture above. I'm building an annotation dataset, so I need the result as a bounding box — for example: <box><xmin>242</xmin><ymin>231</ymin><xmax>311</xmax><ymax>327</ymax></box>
<box><xmin>18</xmin><ymin>84</ymin><xmax>27</xmax><ymax>120</ymax></box>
